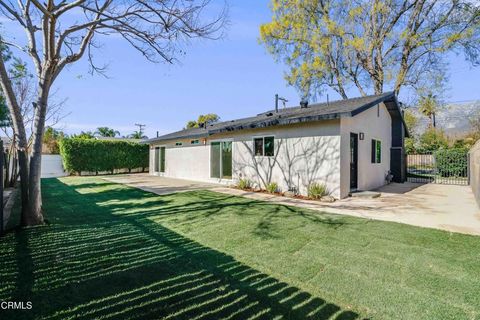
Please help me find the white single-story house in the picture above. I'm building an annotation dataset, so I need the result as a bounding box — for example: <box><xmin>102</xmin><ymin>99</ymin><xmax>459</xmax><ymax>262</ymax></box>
<box><xmin>144</xmin><ymin>92</ymin><xmax>409</xmax><ymax>199</ymax></box>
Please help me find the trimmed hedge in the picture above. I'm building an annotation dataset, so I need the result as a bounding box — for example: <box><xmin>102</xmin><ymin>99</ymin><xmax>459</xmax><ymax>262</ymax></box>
<box><xmin>435</xmin><ymin>148</ymin><xmax>468</xmax><ymax>178</ymax></box>
<box><xmin>59</xmin><ymin>138</ymin><xmax>149</xmax><ymax>174</ymax></box>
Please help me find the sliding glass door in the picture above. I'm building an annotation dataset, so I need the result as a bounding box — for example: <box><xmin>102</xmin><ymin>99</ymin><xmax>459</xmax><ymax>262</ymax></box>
<box><xmin>159</xmin><ymin>147</ymin><xmax>165</xmax><ymax>173</ymax></box>
<box><xmin>211</xmin><ymin>141</ymin><xmax>232</xmax><ymax>179</ymax></box>
<box><xmin>221</xmin><ymin>141</ymin><xmax>232</xmax><ymax>178</ymax></box>
<box><xmin>154</xmin><ymin>147</ymin><xmax>160</xmax><ymax>172</ymax></box>
<box><xmin>211</xmin><ymin>142</ymin><xmax>221</xmax><ymax>178</ymax></box>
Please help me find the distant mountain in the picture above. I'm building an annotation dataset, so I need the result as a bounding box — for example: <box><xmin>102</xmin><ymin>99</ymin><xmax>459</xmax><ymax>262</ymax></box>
<box><xmin>407</xmin><ymin>100</ymin><xmax>480</xmax><ymax>137</ymax></box>
<box><xmin>436</xmin><ymin>101</ymin><xmax>480</xmax><ymax>136</ymax></box>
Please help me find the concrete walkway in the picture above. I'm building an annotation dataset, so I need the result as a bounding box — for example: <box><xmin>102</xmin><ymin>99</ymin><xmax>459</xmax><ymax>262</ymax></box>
<box><xmin>103</xmin><ymin>174</ymin><xmax>480</xmax><ymax>236</ymax></box>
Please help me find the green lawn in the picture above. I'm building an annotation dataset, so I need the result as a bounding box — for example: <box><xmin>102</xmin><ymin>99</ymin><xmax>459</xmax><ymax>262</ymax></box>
<box><xmin>1</xmin><ymin>177</ymin><xmax>479</xmax><ymax>320</ymax></box>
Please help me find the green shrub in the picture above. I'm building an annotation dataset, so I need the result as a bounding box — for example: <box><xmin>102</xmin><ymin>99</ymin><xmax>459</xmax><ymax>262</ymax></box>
<box><xmin>59</xmin><ymin>138</ymin><xmax>149</xmax><ymax>174</ymax></box>
<box><xmin>237</xmin><ymin>179</ymin><xmax>251</xmax><ymax>190</ymax></box>
<box><xmin>435</xmin><ymin>148</ymin><xmax>468</xmax><ymax>177</ymax></box>
<box><xmin>266</xmin><ymin>182</ymin><xmax>278</xmax><ymax>193</ymax></box>
<box><xmin>417</xmin><ymin>128</ymin><xmax>449</xmax><ymax>153</ymax></box>
<box><xmin>307</xmin><ymin>183</ymin><xmax>329</xmax><ymax>199</ymax></box>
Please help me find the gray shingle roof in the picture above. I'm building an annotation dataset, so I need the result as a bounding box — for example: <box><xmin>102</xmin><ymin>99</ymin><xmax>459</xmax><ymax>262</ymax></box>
<box><xmin>143</xmin><ymin>92</ymin><xmax>407</xmax><ymax>144</ymax></box>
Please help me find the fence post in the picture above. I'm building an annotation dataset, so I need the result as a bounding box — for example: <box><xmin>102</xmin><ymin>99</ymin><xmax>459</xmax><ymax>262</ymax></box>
<box><xmin>0</xmin><ymin>140</ymin><xmax>4</xmax><ymax>236</ymax></box>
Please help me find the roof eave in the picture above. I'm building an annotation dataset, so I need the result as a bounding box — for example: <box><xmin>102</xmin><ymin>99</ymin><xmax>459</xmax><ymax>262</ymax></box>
<box><xmin>208</xmin><ymin>113</ymin><xmax>345</xmax><ymax>135</ymax></box>
<box><xmin>142</xmin><ymin>132</ymin><xmax>208</xmax><ymax>144</ymax></box>
<box><xmin>349</xmin><ymin>92</ymin><xmax>410</xmax><ymax>138</ymax></box>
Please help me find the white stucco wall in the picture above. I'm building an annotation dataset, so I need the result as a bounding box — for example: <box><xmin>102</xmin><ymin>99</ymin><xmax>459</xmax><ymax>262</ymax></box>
<box><xmin>150</xmin><ymin>121</ymin><xmax>342</xmax><ymax>198</ymax></box>
<box><xmin>227</xmin><ymin>121</ymin><xmax>341</xmax><ymax>198</ymax></box>
<box><xmin>339</xmin><ymin>103</ymin><xmax>392</xmax><ymax>198</ymax></box>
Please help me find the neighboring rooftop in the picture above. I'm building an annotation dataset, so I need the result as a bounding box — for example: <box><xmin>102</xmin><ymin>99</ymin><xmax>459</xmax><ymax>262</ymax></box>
<box><xmin>144</xmin><ymin>92</ymin><xmax>407</xmax><ymax>144</ymax></box>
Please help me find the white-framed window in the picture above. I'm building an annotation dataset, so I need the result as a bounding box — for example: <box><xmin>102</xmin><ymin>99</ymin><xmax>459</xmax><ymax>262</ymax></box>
<box><xmin>191</xmin><ymin>139</ymin><xmax>200</xmax><ymax>145</ymax></box>
<box><xmin>175</xmin><ymin>142</ymin><xmax>183</xmax><ymax>146</ymax></box>
<box><xmin>253</xmin><ymin>136</ymin><xmax>275</xmax><ymax>157</ymax></box>
<box><xmin>371</xmin><ymin>139</ymin><xmax>382</xmax><ymax>163</ymax></box>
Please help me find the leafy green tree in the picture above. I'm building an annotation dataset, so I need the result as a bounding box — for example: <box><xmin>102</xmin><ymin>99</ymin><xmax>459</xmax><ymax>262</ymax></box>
<box><xmin>404</xmin><ymin>138</ymin><xmax>416</xmax><ymax>155</ymax></box>
<box><xmin>71</xmin><ymin>131</ymin><xmax>95</xmax><ymax>139</ymax></box>
<box><xmin>42</xmin><ymin>127</ymin><xmax>65</xmax><ymax>154</ymax></box>
<box><xmin>403</xmin><ymin>109</ymin><xmax>421</xmax><ymax>154</ymax></box>
<box><xmin>95</xmin><ymin>127</ymin><xmax>120</xmax><ymax>138</ymax></box>
<box><xmin>186</xmin><ymin>114</ymin><xmax>220</xmax><ymax>129</ymax></box>
<box><xmin>260</xmin><ymin>0</ymin><xmax>480</xmax><ymax>99</ymax></box>
<box><xmin>404</xmin><ymin>110</ymin><xmax>419</xmax><ymax>136</ymax></box>
<box><xmin>0</xmin><ymin>96</ymin><xmax>10</xmax><ymax>127</ymax></box>
<box><xmin>418</xmin><ymin>128</ymin><xmax>449</xmax><ymax>153</ymax></box>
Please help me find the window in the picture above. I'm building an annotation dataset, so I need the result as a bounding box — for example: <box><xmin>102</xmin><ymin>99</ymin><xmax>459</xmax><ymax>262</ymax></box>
<box><xmin>175</xmin><ymin>142</ymin><xmax>183</xmax><ymax>146</ymax></box>
<box><xmin>253</xmin><ymin>136</ymin><xmax>275</xmax><ymax>157</ymax></box>
<box><xmin>264</xmin><ymin>136</ymin><xmax>274</xmax><ymax>156</ymax></box>
<box><xmin>254</xmin><ymin>138</ymin><xmax>263</xmax><ymax>156</ymax></box>
<box><xmin>371</xmin><ymin>139</ymin><xmax>382</xmax><ymax>163</ymax></box>
<box><xmin>191</xmin><ymin>139</ymin><xmax>199</xmax><ymax>145</ymax></box>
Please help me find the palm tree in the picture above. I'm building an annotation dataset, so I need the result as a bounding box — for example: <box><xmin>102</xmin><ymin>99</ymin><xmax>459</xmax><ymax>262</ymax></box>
<box><xmin>418</xmin><ymin>94</ymin><xmax>439</xmax><ymax>128</ymax></box>
<box><xmin>128</xmin><ymin>131</ymin><xmax>148</xmax><ymax>139</ymax></box>
<box><xmin>95</xmin><ymin>127</ymin><xmax>120</xmax><ymax>137</ymax></box>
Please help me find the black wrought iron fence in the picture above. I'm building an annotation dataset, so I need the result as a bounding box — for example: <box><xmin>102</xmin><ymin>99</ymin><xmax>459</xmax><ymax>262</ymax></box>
<box><xmin>407</xmin><ymin>150</ymin><xmax>469</xmax><ymax>185</ymax></box>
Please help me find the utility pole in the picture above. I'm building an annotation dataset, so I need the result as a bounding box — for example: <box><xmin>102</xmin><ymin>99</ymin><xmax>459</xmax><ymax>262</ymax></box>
<box><xmin>135</xmin><ymin>123</ymin><xmax>146</xmax><ymax>136</ymax></box>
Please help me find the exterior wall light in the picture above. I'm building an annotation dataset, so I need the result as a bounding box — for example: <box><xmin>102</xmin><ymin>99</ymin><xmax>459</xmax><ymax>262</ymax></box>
<box><xmin>359</xmin><ymin>132</ymin><xmax>365</xmax><ymax>140</ymax></box>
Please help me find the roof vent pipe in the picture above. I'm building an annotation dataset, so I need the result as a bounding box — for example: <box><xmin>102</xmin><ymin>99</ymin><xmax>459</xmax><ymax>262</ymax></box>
<box><xmin>275</xmin><ymin>94</ymin><xmax>288</xmax><ymax>112</ymax></box>
<box><xmin>275</xmin><ymin>94</ymin><xmax>279</xmax><ymax>113</ymax></box>
<box><xmin>300</xmin><ymin>100</ymin><xmax>308</xmax><ymax>108</ymax></box>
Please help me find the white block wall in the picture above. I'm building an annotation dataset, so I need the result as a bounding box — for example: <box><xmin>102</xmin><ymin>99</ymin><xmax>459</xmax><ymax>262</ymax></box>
<box><xmin>41</xmin><ymin>154</ymin><xmax>67</xmax><ymax>178</ymax></box>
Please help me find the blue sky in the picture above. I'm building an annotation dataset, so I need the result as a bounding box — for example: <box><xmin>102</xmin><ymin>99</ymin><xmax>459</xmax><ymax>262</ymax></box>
<box><xmin>5</xmin><ymin>0</ymin><xmax>480</xmax><ymax>138</ymax></box>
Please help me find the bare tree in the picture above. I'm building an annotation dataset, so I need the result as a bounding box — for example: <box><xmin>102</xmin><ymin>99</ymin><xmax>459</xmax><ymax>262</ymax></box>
<box><xmin>1</xmin><ymin>70</ymin><xmax>68</xmax><ymax>187</ymax></box>
<box><xmin>0</xmin><ymin>0</ymin><xmax>227</xmax><ymax>226</ymax></box>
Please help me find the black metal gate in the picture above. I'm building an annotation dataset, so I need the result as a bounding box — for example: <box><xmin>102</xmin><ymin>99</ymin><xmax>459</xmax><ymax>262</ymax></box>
<box><xmin>407</xmin><ymin>151</ymin><xmax>469</xmax><ymax>185</ymax></box>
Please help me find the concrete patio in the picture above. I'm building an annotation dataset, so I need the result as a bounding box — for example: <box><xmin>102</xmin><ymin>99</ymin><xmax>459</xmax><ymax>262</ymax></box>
<box><xmin>103</xmin><ymin>174</ymin><xmax>480</xmax><ymax>236</ymax></box>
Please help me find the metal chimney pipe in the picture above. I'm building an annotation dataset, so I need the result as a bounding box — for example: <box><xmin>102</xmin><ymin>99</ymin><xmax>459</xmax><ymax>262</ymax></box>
<box><xmin>275</xmin><ymin>94</ymin><xmax>279</xmax><ymax>113</ymax></box>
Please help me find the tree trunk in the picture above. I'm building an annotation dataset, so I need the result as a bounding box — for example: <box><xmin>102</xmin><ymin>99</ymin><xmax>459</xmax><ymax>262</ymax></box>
<box><xmin>28</xmin><ymin>83</ymin><xmax>50</xmax><ymax>221</ymax></box>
